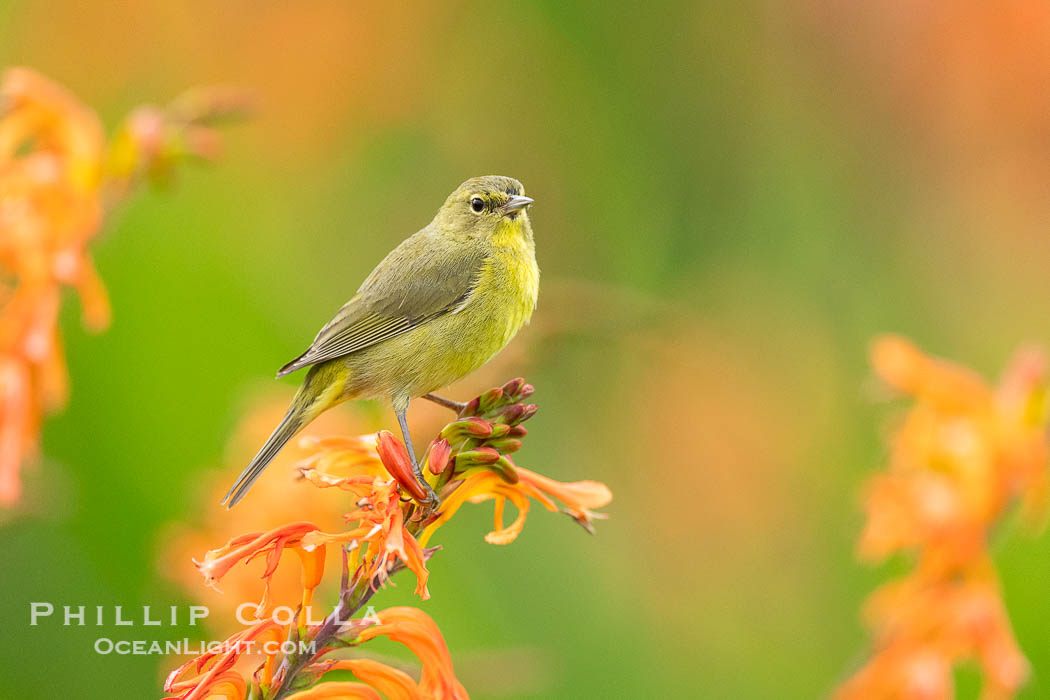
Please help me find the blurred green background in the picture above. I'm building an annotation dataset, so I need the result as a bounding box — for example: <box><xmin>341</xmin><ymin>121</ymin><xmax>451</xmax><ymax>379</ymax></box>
<box><xmin>3</xmin><ymin>1</ymin><xmax>1050</xmax><ymax>698</ymax></box>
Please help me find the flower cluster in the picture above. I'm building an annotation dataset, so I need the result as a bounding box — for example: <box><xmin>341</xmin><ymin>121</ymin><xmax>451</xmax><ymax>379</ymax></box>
<box><xmin>836</xmin><ymin>336</ymin><xmax>1050</xmax><ymax>699</ymax></box>
<box><xmin>163</xmin><ymin>379</ymin><xmax>612</xmax><ymax>699</ymax></box>
<box><xmin>0</xmin><ymin>67</ymin><xmax>249</xmax><ymax>505</ymax></box>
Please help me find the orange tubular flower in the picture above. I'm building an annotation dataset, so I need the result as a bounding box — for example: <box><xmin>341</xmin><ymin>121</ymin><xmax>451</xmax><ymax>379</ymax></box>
<box><xmin>376</xmin><ymin>429</ymin><xmax>430</xmax><ymax>502</ymax></box>
<box><xmin>355</xmin><ymin>607</ymin><xmax>469</xmax><ymax>700</ymax></box>
<box><xmin>0</xmin><ymin>67</ymin><xmax>248</xmax><ymax>506</ymax></box>
<box><xmin>299</xmin><ymin>477</ymin><xmax>431</xmax><ymax>600</ymax></box>
<box><xmin>285</xmin><ymin>683</ymin><xmax>383</xmax><ymax>700</ymax></box>
<box><xmin>0</xmin><ymin>68</ymin><xmax>104</xmax><ymax>505</ymax></box>
<box><xmin>837</xmin><ymin>336</ymin><xmax>1049</xmax><ymax>699</ymax></box>
<box><xmin>160</xmin><ymin>399</ymin><xmax>377</xmax><ymax>629</ymax></box>
<box><xmin>163</xmin><ymin>619</ymin><xmax>283</xmax><ymax>700</ymax></box>
<box><xmin>308</xmin><ymin>659</ymin><xmax>422</xmax><ymax>700</ymax></box>
<box><xmin>195</xmin><ymin>521</ymin><xmax>323</xmax><ymax>615</ymax></box>
<box><xmin>295</xmin><ymin>434</ymin><xmax>387</xmax><ymax>484</ymax></box>
<box><xmin>164</xmin><ymin>379</ymin><xmax>610</xmax><ymax>699</ymax></box>
<box><xmin>421</xmin><ymin>466</ymin><xmax>612</xmax><ymax>546</ymax></box>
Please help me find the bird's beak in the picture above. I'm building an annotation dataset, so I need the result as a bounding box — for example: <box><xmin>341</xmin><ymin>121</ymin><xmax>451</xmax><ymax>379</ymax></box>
<box><xmin>502</xmin><ymin>194</ymin><xmax>534</xmax><ymax>214</ymax></box>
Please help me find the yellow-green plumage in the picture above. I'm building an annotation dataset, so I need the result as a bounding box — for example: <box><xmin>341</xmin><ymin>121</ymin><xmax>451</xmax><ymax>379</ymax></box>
<box><xmin>223</xmin><ymin>176</ymin><xmax>539</xmax><ymax>508</ymax></box>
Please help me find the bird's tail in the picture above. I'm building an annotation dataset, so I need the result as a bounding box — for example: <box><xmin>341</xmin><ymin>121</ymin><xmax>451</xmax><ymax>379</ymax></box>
<box><xmin>222</xmin><ymin>371</ymin><xmax>341</xmax><ymax>509</ymax></box>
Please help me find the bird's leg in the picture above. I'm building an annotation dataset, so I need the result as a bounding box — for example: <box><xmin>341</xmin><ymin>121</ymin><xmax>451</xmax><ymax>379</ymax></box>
<box><xmin>396</xmin><ymin>408</ymin><xmax>440</xmax><ymax>508</ymax></box>
<box><xmin>422</xmin><ymin>393</ymin><xmax>466</xmax><ymax>414</ymax></box>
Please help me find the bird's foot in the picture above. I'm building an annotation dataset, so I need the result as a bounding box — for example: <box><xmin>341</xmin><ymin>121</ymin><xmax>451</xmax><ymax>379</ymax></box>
<box><xmin>413</xmin><ymin>465</ymin><xmax>441</xmax><ymax>512</ymax></box>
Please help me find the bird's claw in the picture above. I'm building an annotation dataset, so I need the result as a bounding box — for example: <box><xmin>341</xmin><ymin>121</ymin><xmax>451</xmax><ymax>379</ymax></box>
<box><xmin>411</xmin><ymin>465</ymin><xmax>441</xmax><ymax>512</ymax></box>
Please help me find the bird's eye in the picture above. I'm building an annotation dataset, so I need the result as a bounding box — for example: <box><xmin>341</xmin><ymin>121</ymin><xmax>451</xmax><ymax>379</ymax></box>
<box><xmin>470</xmin><ymin>197</ymin><xmax>485</xmax><ymax>213</ymax></box>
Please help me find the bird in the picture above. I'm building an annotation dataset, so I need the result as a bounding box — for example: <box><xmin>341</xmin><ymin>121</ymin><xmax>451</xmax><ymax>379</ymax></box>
<box><xmin>223</xmin><ymin>175</ymin><xmax>539</xmax><ymax>509</ymax></box>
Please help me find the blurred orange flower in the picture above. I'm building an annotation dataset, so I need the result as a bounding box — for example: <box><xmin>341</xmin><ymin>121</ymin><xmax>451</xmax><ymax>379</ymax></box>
<box><xmin>160</xmin><ymin>396</ymin><xmax>377</xmax><ymax>627</ymax></box>
<box><xmin>0</xmin><ymin>66</ymin><xmax>249</xmax><ymax>506</ymax></box>
<box><xmin>837</xmin><ymin>336</ymin><xmax>1049</xmax><ymax>699</ymax></box>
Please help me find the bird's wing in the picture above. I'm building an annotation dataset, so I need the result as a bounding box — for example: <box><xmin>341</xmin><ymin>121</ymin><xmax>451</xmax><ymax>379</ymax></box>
<box><xmin>277</xmin><ymin>233</ymin><xmax>487</xmax><ymax>377</ymax></box>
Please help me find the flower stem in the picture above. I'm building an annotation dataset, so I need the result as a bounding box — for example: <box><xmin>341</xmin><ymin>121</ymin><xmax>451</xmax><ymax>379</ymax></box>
<box><xmin>422</xmin><ymin>393</ymin><xmax>466</xmax><ymax>413</ymax></box>
<box><xmin>269</xmin><ymin>545</ymin><xmax>440</xmax><ymax>699</ymax></box>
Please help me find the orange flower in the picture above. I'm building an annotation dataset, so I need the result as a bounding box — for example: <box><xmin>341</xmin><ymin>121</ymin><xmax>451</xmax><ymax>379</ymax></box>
<box><xmin>299</xmin><ymin>477</ymin><xmax>431</xmax><ymax>600</ymax></box>
<box><xmin>295</xmin><ymin>434</ymin><xmax>386</xmax><ymax>484</ymax></box>
<box><xmin>194</xmin><ymin>431</ymin><xmax>432</xmax><ymax>605</ymax></box>
<box><xmin>309</xmin><ymin>659</ymin><xmax>421</xmax><ymax>700</ymax></box>
<box><xmin>837</xmin><ymin>337</ymin><xmax>1049</xmax><ymax>699</ymax></box>
<box><xmin>0</xmin><ymin>67</ymin><xmax>246</xmax><ymax>506</ymax></box>
<box><xmin>0</xmin><ymin>67</ymin><xmax>105</xmax><ymax>505</ymax></box>
<box><xmin>284</xmin><ymin>609</ymin><xmax>470</xmax><ymax>699</ymax></box>
<box><xmin>839</xmin><ymin>569</ymin><xmax>1027</xmax><ymax>699</ymax></box>
<box><xmin>163</xmin><ymin>379</ymin><xmax>608</xmax><ymax>698</ymax></box>
<box><xmin>284</xmin><ymin>683</ymin><xmax>383</xmax><ymax>700</ymax></box>
<box><xmin>162</xmin><ymin>619</ymin><xmax>282</xmax><ymax>700</ymax></box>
<box><xmin>420</xmin><ymin>466</ymin><xmax>612</xmax><ymax>546</ymax></box>
<box><xmin>376</xmin><ymin>429</ymin><xmax>430</xmax><ymax>502</ymax></box>
<box><xmin>160</xmin><ymin>397</ymin><xmax>377</xmax><ymax>629</ymax></box>
<box><xmin>195</xmin><ymin>521</ymin><xmax>323</xmax><ymax>617</ymax></box>
<box><xmin>356</xmin><ymin>607</ymin><xmax>469</xmax><ymax>700</ymax></box>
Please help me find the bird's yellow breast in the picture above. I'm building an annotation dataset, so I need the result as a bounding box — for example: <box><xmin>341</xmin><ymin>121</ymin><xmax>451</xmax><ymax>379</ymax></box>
<box><xmin>486</xmin><ymin>218</ymin><xmax>540</xmax><ymax>344</ymax></box>
<box><xmin>339</xmin><ymin>218</ymin><xmax>538</xmax><ymax>406</ymax></box>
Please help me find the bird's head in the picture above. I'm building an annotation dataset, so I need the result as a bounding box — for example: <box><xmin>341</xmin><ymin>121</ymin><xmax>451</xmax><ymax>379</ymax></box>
<box><xmin>435</xmin><ymin>175</ymin><xmax>534</xmax><ymax>239</ymax></box>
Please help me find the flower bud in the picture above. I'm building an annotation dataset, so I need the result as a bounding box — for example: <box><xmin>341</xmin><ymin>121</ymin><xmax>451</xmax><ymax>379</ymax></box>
<box><xmin>508</xmin><ymin>425</ymin><xmax>528</xmax><ymax>437</ymax></box>
<box><xmin>487</xmin><ymin>423</ymin><xmax>511</xmax><ymax>438</ymax></box>
<box><xmin>500</xmin><ymin>403</ymin><xmax>538</xmax><ymax>425</ymax></box>
<box><xmin>376</xmin><ymin>430</ymin><xmax>428</xmax><ymax>502</ymax></box>
<box><xmin>499</xmin><ymin>404</ymin><xmax>524</xmax><ymax>424</ymax></box>
<box><xmin>493</xmin><ymin>455</ymin><xmax>520</xmax><ymax>484</ymax></box>
<box><xmin>427</xmin><ymin>439</ymin><xmax>451</xmax><ymax>475</ymax></box>
<box><xmin>501</xmin><ymin>377</ymin><xmax>526</xmax><ymax>397</ymax></box>
<box><xmin>487</xmin><ymin>437</ymin><xmax>522</xmax><ymax>454</ymax></box>
<box><xmin>478</xmin><ymin>387</ymin><xmax>504</xmax><ymax>412</ymax></box>
<box><xmin>464</xmin><ymin>416</ymin><xmax>494</xmax><ymax>437</ymax></box>
<box><xmin>455</xmin><ymin>447</ymin><xmax>501</xmax><ymax>468</ymax></box>
<box><xmin>440</xmin><ymin>417</ymin><xmax>493</xmax><ymax>441</ymax></box>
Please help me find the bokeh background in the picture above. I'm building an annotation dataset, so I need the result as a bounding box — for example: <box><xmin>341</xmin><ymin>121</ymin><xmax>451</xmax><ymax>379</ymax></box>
<box><xmin>3</xmin><ymin>1</ymin><xmax>1050</xmax><ymax>698</ymax></box>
